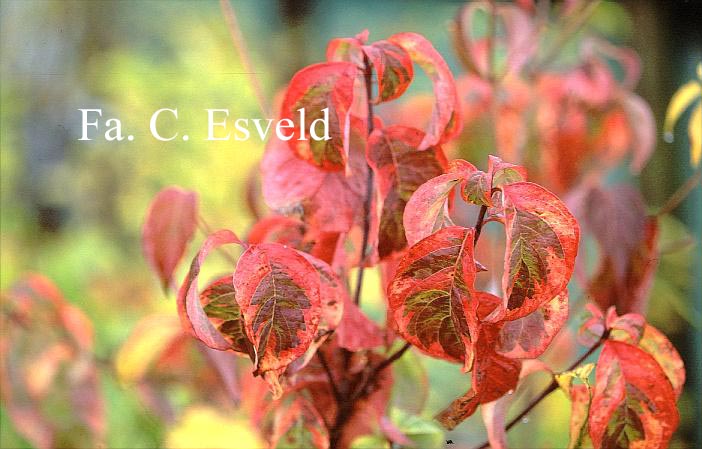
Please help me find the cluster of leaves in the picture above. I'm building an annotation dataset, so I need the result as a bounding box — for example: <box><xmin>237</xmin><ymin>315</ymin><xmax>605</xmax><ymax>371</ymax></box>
<box><xmin>0</xmin><ymin>275</ymin><xmax>104</xmax><ymax>449</ymax></box>
<box><xmin>0</xmin><ymin>2</ymin><xmax>691</xmax><ymax>449</ymax></box>
<box><xmin>135</xmin><ymin>5</ymin><xmax>687</xmax><ymax>447</ymax></box>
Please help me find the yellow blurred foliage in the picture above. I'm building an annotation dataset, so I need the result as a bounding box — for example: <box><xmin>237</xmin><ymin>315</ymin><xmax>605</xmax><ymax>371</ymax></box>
<box><xmin>165</xmin><ymin>406</ymin><xmax>264</xmax><ymax>449</ymax></box>
<box><xmin>664</xmin><ymin>62</ymin><xmax>702</xmax><ymax>166</ymax></box>
<box><xmin>114</xmin><ymin>314</ymin><xmax>182</xmax><ymax>383</ymax></box>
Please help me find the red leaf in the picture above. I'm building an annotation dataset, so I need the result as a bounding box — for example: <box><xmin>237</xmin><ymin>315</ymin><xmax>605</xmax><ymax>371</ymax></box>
<box><xmin>482</xmin><ymin>360</ymin><xmax>552</xmax><ymax>449</ymax></box>
<box><xmin>496</xmin><ymin>289</ymin><xmax>569</xmax><ymax>359</ymax></box>
<box><xmin>608</xmin><ymin>320</ymin><xmax>686</xmax><ymax>400</ymax></box>
<box><xmin>589</xmin><ymin>341</ymin><xmax>679</xmax><ymax>449</ymax></box>
<box><xmin>234</xmin><ymin>243</ymin><xmax>322</xmax><ymax>398</ymax></box>
<box><xmin>335</xmin><ymin>293</ymin><xmax>384</xmax><ymax>352</ymax></box>
<box><xmin>142</xmin><ymin>186</ymin><xmax>198</xmax><ymax>289</ymax></box>
<box><xmin>403</xmin><ymin>173</ymin><xmax>461</xmax><ymax>246</ymax></box>
<box><xmin>388</xmin><ymin>226</ymin><xmax>478</xmax><ymax>366</ymax></box>
<box><xmin>388</xmin><ymin>32</ymin><xmax>463</xmax><ymax>150</ymax></box>
<box><xmin>637</xmin><ymin>325</ymin><xmax>686</xmax><ymax>399</ymax></box>
<box><xmin>247</xmin><ymin>215</ymin><xmax>306</xmax><ymax>247</ymax></box>
<box><xmin>298</xmin><ymin>252</ymin><xmax>346</xmax><ymax>333</ymax></box>
<box><xmin>436</xmin><ymin>326</ymin><xmax>521</xmax><ymax>430</ymax></box>
<box><xmin>367</xmin><ymin>126</ymin><xmax>447</xmax><ymax>259</ymax></box>
<box><xmin>280</xmin><ymin>62</ymin><xmax>358</xmax><ymax>171</ymax></box>
<box><xmin>177</xmin><ymin>229</ymin><xmax>243</xmax><ymax>351</ymax></box>
<box><xmin>362</xmin><ymin>40</ymin><xmax>414</xmax><ymax>103</ymax></box>
<box><xmin>500</xmin><ymin>182</ymin><xmax>579</xmax><ymax>319</ymax></box>
<box><xmin>262</xmin><ymin>135</ymin><xmax>367</xmax><ymax>233</ymax></box>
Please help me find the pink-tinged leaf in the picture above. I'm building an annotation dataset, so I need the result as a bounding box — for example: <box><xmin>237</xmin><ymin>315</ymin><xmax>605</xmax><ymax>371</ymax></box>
<box><xmin>588</xmin><ymin>216</ymin><xmax>659</xmax><ymax>315</ymax></box>
<box><xmin>234</xmin><ymin>243</ymin><xmax>322</xmax><ymax>398</ymax></box>
<box><xmin>454</xmin><ymin>2</ymin><xmax>536</xmax><ymax>78</ymax></box>
<box><xmin>298</xmin><ymin>252</ymin><xmax>345</xmax><ymax>333</ymax></box>
<box><xmin>198</xmin><ymin>344</ymin><xmax>242</xmax><ymax>406</ymax></box>
<box><xmin>578</xmin><ymin>184</ymin><xmax>648</xmax><ymax>281</ymax></box>
<box><xmin>367</xmin><ymin>126</ymin><xmax>447</xmax><ymax>258</ymax></box>
<box><xmin>403</xmin><ymin>173</ymin><xmax>462</xmax><ymax>246</ymax></box>
<box><xmin>362</xmin><ymin>40</ymin><xmax>414</xmax><ymax>103</ymax></box>
<box><xmin>496</xmin><ymin>289</ymin><xmax>569</xmax><ymax>359</ymax></box>
<box><xmin>481</xmin><ymin>399</ymin><xmax>508</xmax><ymax>449</ymax></box>
<box><xmin>389</xmin><ymin>32</ymin><xmax>462</xmax><ymax>150</ymax></box>
<box><xmin>247</xmin><ymin>215</ymin><xmax>342</xmax><ymax>265</ymax></box>
<box><xmin>563</xmin><ymin>58</ymin><xmax>616</xmax><ymax>108</ymax></box>
<box><xmin>578</xmin><ymin>303</ymin><xmax>606</xmax><ymax>347</ymax></box>
<box><xmin>500</xmin><ymin>182</ymin><xmax>579</xmax><ymax>320</ymax></box>
<box><xmin>280</xmin><ymin>62</ymin><xmax>358</xmax><ymax>171</ymax></box>
<box><xmin>482</xmin><ymin>360</ymin><xmax>552</xmax><ymax>449</ymax></box>
<box><xmin>436</xmin><ymin>326</ymin><xmax>521</xmax><ymax>430</ymax></box>
<box><xmin>583</xmin><ymin>37</ymin><xmax>642</xmax><ymax>91</ymax></box>
<box><xmin>589</xmin><ymin>341</ymin><xmax>680</xmax><ymax>449</ymax></box>
<box><xmin>247</xmin><ymin>215</ymin><xmax>306</xmax><ymax>247</ymax></box>
<box><xmin>335</xmin><ymin>293</ymin><xmax>383</xmax><ymax>351</ymax></box>
<box><xmin>262</xmin><ymin>135</ymin><xmax>367</xmax><ymax>233</ymax></box>
<box><xmin>142</xmin><ymin>186</ymin><xmax>198</xmax><ymax>289</ymax></box>
<box><xmin>388</xmin><ymin>226</ymin><xmax>478</xmax><ymax>365</ymax></box>
<box><xmin>380</xmin><ymin>416</ymin><xmax>415</xmax><ymax>447</ymax></box>
<box><xmin>622</xmin><ymin>93</ymin><xmax>655</xmax><ymax>173</ymax></box>
<box><xmin>176</xmin><ymin>229</ymin><xmax>243</xmax><ymax>351</ymax></box>
<box><xmin>200</xmin><ymin>276</ymin><xmax>255</xmax><ymax>358</ymax></box>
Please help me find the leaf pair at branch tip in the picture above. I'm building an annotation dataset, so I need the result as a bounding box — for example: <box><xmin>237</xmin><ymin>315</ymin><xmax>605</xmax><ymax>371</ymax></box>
<box><xmin>177</xmin><ymin>227</ymin><xmax>334</xmax><ymax>398</ymax></box>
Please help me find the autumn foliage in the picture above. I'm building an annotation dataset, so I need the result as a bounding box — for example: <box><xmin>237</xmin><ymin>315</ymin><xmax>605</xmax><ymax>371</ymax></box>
<box><xmin>1</xmin><ymin>2</ymin><xmax>690</xmax><ymax>449</ymax></box>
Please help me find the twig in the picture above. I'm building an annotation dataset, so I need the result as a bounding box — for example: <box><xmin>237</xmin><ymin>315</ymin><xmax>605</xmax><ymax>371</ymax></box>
<box><xmin>473</xmin><ymin>205</ymin><xmax>489</xmax><ymax>246</ymax></box>
<box><xmin>366</xmin><ymin>343</ymin><xmax>412</xmax><ymax>382</ymax></box>
<box><xmin>473</xmin><ymin>330</ymin><xmax>610</xmax><ymax>449</ymax></box>
<box><xmin>352</xmin><ymin>55</ymin><xmax>376</xmax><ymax>306</ymax></box>
<box><xmin>219</xmin><ymin>0</ymin><xmax>270</xmax><ymax>118</ymax></box>
<box><xmin>656</xmin><ymin>167</ymin><xmax>702</xmax><ymax>216</ymax></box>
<box><xmin>317</xmin><ymin>351</ymin><xmax>343</xmax><ymax>403</ymax></box>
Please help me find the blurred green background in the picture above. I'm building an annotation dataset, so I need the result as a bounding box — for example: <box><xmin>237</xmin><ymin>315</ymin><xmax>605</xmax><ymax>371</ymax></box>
<box><xmin>1</xmin><ymin>1</ymin><xmax>700</xmax><ymax>448</ymax></box>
